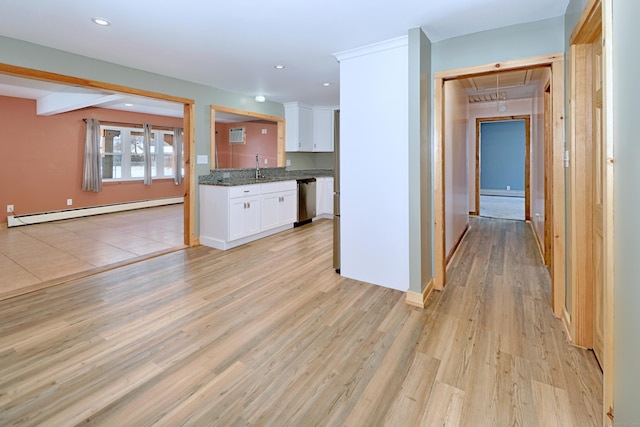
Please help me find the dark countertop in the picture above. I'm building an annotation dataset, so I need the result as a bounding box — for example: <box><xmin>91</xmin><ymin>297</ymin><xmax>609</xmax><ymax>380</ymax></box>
<box><xmin>199</xmin><ymin>168</ymin><xmax>333</xmax><ymax>186</ymax></box>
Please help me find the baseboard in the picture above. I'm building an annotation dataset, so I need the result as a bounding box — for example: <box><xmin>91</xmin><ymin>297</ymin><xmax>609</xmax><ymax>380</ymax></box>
<box><xmin>446</xmin><ymin>223</ymin><xmax>469</xmax><ymax>264</ymax></box>
<box><xmin>7</xmin><ymin>197</ymin><xmax>183</xmax><ymax>227</ymax></box>
<box><xmin>480</xmin><ymin>189</ymin><xmax>525</xmax><ymax>197</ymax></box>
<box><xmin>562</xmin><ymin>308</ymin><xmax>574</xmax><ymax>343</ymax></box>
<box><xmin>405</xmin><ymin>278</ymin><xmax>434</xmax><ymax>308</ymax></box>
<box><xmin>528</xmin><ymin>220</ymin><xmax>546</xmax><ymax>264</ymax></box>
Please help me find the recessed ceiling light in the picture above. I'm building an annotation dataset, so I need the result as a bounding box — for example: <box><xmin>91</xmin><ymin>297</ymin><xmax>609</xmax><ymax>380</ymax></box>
<box><xmin>323</xmin><ymin>83</ymin><xmax>331</xmax><ymax>87</ymax></box>
<box><xmin>91</xmin><ymin>17</ymin><xmax>111</xmax><ymax>26</ymax></box>
<box><xmin>274</xmin><ymin>65</ymin><xmax>285</xmax><ymax>70</ymax></box>
<box><xmin>124</xmin><ymin>103</ymin><xmax>134</xmax><ymax>107</ymax></box>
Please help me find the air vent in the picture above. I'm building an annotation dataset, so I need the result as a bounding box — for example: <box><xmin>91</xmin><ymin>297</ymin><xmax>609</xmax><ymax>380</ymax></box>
<box><xmin>229</xmin><ymin>127</ymin><xmax>245</xmax><ymax>144</ymax></box>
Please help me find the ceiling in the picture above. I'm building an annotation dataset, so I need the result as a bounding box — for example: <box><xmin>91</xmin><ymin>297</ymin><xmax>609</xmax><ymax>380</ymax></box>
<box><xmin>0</xmin><ymin>0</ymin><xmax>568</xmax><ymax>111</ymax></box>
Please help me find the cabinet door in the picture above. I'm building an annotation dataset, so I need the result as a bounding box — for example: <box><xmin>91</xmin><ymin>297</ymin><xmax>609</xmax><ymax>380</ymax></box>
<box><xmin>261</xmin><ymin>193</ymin><xmax>280</xmax><ymax>231</ymax></box>
<box><xmin>229</xmin><ymin>196</ymin><xmax>261</xmax><ymax>240</ymax></box>
<box><xmin>299</xmin><ymin>106</ymin><xmax>314</xmax><ymax>151</ymax></box>
<box><xmin>279</xmin><ymin>191</ymin><xmax>298</xmax><ymax>225</ymax></box>
<box><xmin>244</xmin><ymin>197</ymin><xmax>261</xmax><ymax>236</ymax></box>
<box><xmin>313</xmin><ymin>108</ymin><xmax>334</xmax><ymax>152</ymax></box>
<box><xmin>229</xmin><ymin>198</ymin><xmax>247</xmax><ymax>241</ymax></box>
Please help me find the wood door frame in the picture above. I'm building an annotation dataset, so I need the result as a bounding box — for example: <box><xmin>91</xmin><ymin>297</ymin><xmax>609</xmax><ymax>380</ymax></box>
<box><xmin>0</xmin><ymin>62</ymin><xmax>197</xmax><ymax>247</ymax></box>
<box><xmin>474</xmin><ymin>115</ymin><xmax>531</xmax><ymax>220</ymax></box>
<box><xmin>569</xmin><ymin>0</ymin><xmax>612</xmax><ymax>423</ymax></box>
<box><xmin>434</xmin><ymin>54</ymin><xmax>565</xmax><ymax>319</ymax></box>
<box><xmin>210</xmin><ymin>105</ymin><xmax>286</xmax><ymax>169</ymax></box>
<box><xmin>543</xmin><ymin>82</ymin><xmax>553</xmax><ymax>266</ymax></box>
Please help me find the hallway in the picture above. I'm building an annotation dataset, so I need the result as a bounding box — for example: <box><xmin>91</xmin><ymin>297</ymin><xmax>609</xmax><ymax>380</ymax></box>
<box><xmin>0</xmin><ymin>218</ymin><xmax>602</xmax><ymax>425</ymax></box>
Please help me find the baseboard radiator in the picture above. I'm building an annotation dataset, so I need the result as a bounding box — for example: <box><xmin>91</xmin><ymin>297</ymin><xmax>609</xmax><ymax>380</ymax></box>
<box><xmin>7</xmin><ymin>197</ymin><xmax>183</xmax><ymax>227</ymax></box>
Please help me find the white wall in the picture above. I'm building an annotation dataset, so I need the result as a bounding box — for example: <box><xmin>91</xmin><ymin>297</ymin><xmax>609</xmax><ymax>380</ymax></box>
<box><xmin>335</xmin><ymin>37</ymin><xmax>410</xmax><ymax>291</ymax></box>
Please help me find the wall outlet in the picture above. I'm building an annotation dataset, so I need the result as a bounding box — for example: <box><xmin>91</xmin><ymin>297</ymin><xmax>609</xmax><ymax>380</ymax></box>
<box><xmin>261</xmin><ymin>129</ymin><xmax>267</xmax><ymax>135</ymax></box>
<box><xmin>66</xmin><ymin>199</ymin><xmax>73</xmax><ymax>206</ymax></box>
<box><xmin>264</xmin><ymin>158</ymin><xmax>268</xmax><ymax>165</ymax></box>
<box><xmin>7</xmin><ymin>204</ymin><xmax>14</xmax><ymax>213</ymax></box>
<box><xmin>286</xmin><ymin>159</ymin><xmax>291</xmax><ymax>166</ymax></box>
<box><xmin>506</xmin><ymin>185</ymin><xmax>511</xmax><ymax>190</ymax></box>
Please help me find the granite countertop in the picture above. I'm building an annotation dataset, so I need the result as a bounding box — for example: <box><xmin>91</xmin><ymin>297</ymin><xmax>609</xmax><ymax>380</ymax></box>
<box><xmin>199</xmin><ymin>168</ymin><xmax>333</xmax><ymax>186</ymax></box>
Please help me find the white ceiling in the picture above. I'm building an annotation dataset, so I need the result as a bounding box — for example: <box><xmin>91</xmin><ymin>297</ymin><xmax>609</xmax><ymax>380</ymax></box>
<box><xmin>0</xmin><ymin>0</ymin><xmax>569</xmax><ymax>108</ymax></box>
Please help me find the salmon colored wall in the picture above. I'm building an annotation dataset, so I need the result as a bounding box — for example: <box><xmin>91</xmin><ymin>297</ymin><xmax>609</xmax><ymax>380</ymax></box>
<box><xmin>444</xmin><ymin>79</ymin><xmax>469</xmax><ymax>256</ymax></box>
<box><xmin>215</xmin><ymin>121</ymin><xmax>277</xmax><ymax>169</ymax></box>
<box><xmin>0</xmin><ymin>95</ymin><xmax>184</xmax><ymax>225</ymax></box>
<box><xmin>530</xmin><ymin>69</ymin><xmax>551</xmax><ymax>251</ymax></box>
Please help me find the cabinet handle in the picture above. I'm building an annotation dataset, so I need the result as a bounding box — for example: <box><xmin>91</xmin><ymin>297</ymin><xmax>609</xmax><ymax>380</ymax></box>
<box><xmin>244</xmin><ymin>190</ymin><xmax>250</xmax><ymax>193</ymax></box>
<box><xmin>248</xmin><ymin>202</ymin><xmax>251</xmax><ymax>209</ymax></box>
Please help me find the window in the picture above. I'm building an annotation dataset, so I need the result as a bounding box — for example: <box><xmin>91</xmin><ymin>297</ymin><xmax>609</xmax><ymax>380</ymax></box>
<box><xmin>100</xmin><ymin>126</ymin><xmax>182</xmax><ymax>181</ymax></box>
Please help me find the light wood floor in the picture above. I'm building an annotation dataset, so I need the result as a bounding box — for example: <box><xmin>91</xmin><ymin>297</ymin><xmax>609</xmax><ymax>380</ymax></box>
<box><xmin>480</xmin><ymin>195</ymin><xmax>525</xmax><ymax>220</ymax></box>
<box><xmin>0</xmin><ymin>204</ymin><xmax>184</xmax><ymax>301</ymax></box>
<box><xmin>0</xmin><ymin>217</ymin><xmax>602</xmax><ymax>426</ymax></box>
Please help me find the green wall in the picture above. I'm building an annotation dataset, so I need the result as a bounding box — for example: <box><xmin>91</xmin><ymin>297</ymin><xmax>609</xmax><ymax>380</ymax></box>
<box><xmin>611</xmin><ymin>1</ymin><xmax>640</xmax><ymax>423</ymax></box>
<box><xmin>0</xmin><ymin>35</ymin><xmax>284</xmax><ymax>234</ymax></box>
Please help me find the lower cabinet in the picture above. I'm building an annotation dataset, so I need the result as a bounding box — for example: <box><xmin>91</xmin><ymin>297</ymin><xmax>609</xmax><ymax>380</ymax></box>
<box><xmin>229</xmin><ymin>196</ymin><xmax>261</xmax><ymax>241</ymax></box>
<box><xmin>200</xmin><ymin>180</ymin><xmax>297</xmax><ymax>250</ymax></box>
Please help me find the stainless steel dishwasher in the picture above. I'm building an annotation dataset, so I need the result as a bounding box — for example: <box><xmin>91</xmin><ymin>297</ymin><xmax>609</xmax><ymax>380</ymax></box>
<box><xmin>295</xmin><ymin>178</ymin><xmax>316</xmax><ymax>227</ymax></box>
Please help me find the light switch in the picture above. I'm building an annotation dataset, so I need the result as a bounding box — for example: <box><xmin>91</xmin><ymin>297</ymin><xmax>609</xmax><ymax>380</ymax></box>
<box><xmin>196</xmin><ymin>155</ymin><xmax>209</xmax><ymax>164</ymax></box>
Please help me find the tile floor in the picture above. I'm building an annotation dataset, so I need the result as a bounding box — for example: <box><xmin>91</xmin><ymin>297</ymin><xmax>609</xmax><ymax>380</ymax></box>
<box><xmin>0</xmin><ymin>204</ymin><xmax>184</xmax><ymax>300</ymax></box>
<box><xmin>480</xmin><ymin>195</ymin><xmax>525</xmax><ymax>220</ymax></box>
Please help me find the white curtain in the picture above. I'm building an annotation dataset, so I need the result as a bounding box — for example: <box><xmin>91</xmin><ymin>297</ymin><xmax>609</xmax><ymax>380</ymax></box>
<box><xmin>82</xmin><ymin>118</ymin><xmax>102</xmax><ymax>192</ymax></box>
<box><xmin>143</xmin><ymin>124</ymin><xmax>153</xmax><ymax>186</ymax></box>
<box><xmin>173</xmin><ymin>127</ymin><xmax>183</xmax><ymax>185</ymax></box>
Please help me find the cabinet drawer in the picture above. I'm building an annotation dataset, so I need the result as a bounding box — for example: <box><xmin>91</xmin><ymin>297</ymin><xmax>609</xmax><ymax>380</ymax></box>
<box><xmin>261</xmin><ymin>180</ymin><xmax>297</xmax><ymax>194</ymax></box>
<box><xmin>229</xmin><ymin>184</ymin><xmax>261</xmax><ymax>198</ymax></box>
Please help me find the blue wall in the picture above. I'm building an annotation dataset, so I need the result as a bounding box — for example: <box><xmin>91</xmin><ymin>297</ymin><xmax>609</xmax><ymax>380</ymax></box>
<box><xmin>480</xmin><ymin>120</ymin><xmax>525</xmax><ymax>191</ymax></box>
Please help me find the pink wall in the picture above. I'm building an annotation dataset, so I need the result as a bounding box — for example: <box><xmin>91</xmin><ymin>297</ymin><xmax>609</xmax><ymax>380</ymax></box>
<box><xmin>445</xmin><ymin>80</ymin><xmax>470</xmax><ymax>257</ymax></box>
<box><xmin>530</xmin><ymin>69</ymin><xmax>551</xmax><ymax>251</ymax></box>
<box><xmin>215</xmin><ymin>121</ymin><xmax>277</xmax><ymax>169</ymax></box>
<box><xmin>0</xmin><ymin>95</ymin><xmax>184</xmax><ymax>225</ymax></box>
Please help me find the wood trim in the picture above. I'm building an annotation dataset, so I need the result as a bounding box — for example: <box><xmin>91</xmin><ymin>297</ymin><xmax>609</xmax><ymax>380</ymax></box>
<box><xmin>96</xmin><ymin>120</ymin><xmax>176</xmax><ymax>132</ymax></box>
<box><xmin>544</xmin><ymin>81</ymin><xmax>553</xmax><ymax>266</ymax></box>
<box><xmin>602</xmin><ymin>0</ymin><xmax>614</xmax><ymax>422</ymax></box>
<box><xmin>209</xmin><ymin>105</ymin><xmax>286</xmax><ymax>168</ymax></box>
<box><xmin>405</xmin><ymin>278</ymin><xmax>434</xmax><ymax>308</ymax></box>
<box><xmin>183</xmin><ymin>103</ymin><xmax>196</xmax><ymax>246</ymax></box>
<box><xmin>550</xmin><ymin>60</ymin><xmax>566</xmax><ymax>319</ymax></box>
<box><xmin>475</xmin><ymin>115</ymin><xmax>531</xmax><ymax>220</ymax></box>
<box><xmin>0</xmin><ymin>63</ymin><xmax>193</xmax><ymax>105</ymax></box>
<box><xmin>570</xmin><ymin>0</ymin><xmax>602</xmax><ymax>44</ymax></box>
<box><xmin>434</xmin><ymin>78</ymin><xmax>446</xmax><ymax>291</ymax></box>
<box><xmin>0</xmin><ymin>61</ymin><xmax>196</xmax><ymax>248</ymax></box>
<box><xmin>435</xmin><ymin>54</ymin><xmax>565</xmax><ymax>315</ymax></box>
<box><xmin>434</xmin><ymin>54</ymin><xmax>563</xmax><ymax>80</ymax></box>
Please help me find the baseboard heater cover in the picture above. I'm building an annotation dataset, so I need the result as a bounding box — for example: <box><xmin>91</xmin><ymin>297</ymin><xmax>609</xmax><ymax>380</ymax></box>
<box><xmin>7</xmin><ymin>197</ymin><xmax>183</xmax><ymax>227</ymax></box>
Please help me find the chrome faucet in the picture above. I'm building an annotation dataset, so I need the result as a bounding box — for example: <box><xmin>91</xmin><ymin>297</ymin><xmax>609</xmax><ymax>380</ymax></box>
<box><xmin>255</xmin><ymin>153</ymin><xmax>260</xmax><ymax>179</ymax></box>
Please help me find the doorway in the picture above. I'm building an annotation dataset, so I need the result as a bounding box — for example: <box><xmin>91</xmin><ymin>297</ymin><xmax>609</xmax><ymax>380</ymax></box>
<box><xmin>434</xmin><ymin>55</ymin><xmax>566</xmax><ymax>317</ymax></box>
<box><xmin>476</xmin><ymin>117</ymin><xmax>530</xmax><ymax>221</ymax></box>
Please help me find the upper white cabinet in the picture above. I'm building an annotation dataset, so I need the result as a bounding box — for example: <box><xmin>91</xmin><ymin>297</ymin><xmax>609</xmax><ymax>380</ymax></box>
<box><xmin>285</xmin><ymin>103</ymin><xmax>336</xmax><ymax>152</ymax></box>
<box><xmin>312</xmin><ymin>107</ymin><xmax>334</xmax><ymax>152</ymax></box>
<box><xmin>284</xmin><ymin>102</ymin><xmax>313</xmax><ymax>152</ymax></box>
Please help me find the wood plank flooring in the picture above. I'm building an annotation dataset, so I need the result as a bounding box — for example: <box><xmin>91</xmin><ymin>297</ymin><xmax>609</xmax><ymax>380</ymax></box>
<box><xmin>0</xmin><ymin>204</ymin><xmax>184</xmax><ymax>301</ymax></box>
<box><xmin>0</xmin><ymin>217</ymin><xmax>602</xmax><ymax>426</ymax></box>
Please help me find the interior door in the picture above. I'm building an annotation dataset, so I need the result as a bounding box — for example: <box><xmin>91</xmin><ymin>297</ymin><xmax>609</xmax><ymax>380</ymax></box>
<box><xmin>592</xmin><ymin>33</ymin><xmax>604</xmax><ymax>366</ymax></box>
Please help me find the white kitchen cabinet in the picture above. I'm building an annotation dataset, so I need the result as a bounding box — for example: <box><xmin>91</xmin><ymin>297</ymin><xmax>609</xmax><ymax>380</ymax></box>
<box><xmin>284</xmin><ymin>102</ymin><xmax>313</xmax><ymax>152</ymax></box>
<box><xmin>260</xmin><ymin>181</ymin><xmax>297</xmax><ymax>231</ymax></box>
<box><xmin>200</xmin><ymin>181</ymin><xmax>297</xmax><ymax>250</ymax></box>
<box><xmin>229</xmin><ymin>196</ymin><xmax>261</xmax><ymax>241</ymax></box>
<box><xmin>312</xmin><ymin>107</ymin><xmax>334</xmax><ymax>152</ymax></box>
